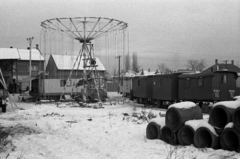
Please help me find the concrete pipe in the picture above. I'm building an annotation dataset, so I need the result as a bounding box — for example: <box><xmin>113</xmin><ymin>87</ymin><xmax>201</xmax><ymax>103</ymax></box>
<box><xmin>220</xmin><ymin>127</ymin><xmax>240</xmax><ymax>152</ymax></box>
<box><xmin>146</xmin><ymin>117</ymin><xmax>165</xmax><ymax>140</ymax></box>
<box><xmin>160</xmin><ymin>125</ymin><xmax>178</xmax><ymax>145</ymax></box>
<box><xmin>194</xmin><ymin>127</ymin><xmax>220</xmax><ymax>149</ymax></box>
<box><xmin>209</xmin><ymin>101</ymin><xmax>240</xmax><ymax>129</ymax></box>
<box><xmin>166</xmin><ymin>102</ymin><xmax>203</xmax><ymax>132</ymax></box>
<box><xmin>233</xmin><ymin>107</ymin><xmax>240</xmax><ymax>132</ymax></box>
<box><xmin>177</xmin><ymin>125</ymin><xmax>195</xmax><ymax>146</ymax></box>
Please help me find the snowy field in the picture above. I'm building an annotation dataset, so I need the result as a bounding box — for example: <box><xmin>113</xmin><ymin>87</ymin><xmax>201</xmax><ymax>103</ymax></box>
<box><xmin>0</xmin><ymin>93</ymin><xmax>240</xmax><ymax>159</ymax></box>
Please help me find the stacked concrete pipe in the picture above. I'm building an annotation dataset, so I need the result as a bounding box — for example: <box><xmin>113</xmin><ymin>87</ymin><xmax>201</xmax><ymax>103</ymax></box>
<box><xmin>177</xmin><ymin>119</ymin><xmax>204</xmax><ymax>146</ymax></box>
<box><xmin>146</xmin><ymin>117</ymin><xmax>165</xmax><ymax>140</ymax></box>
<box><xmin>233</xmin><ymin>106</ymin><xmax>240</xmax><ymax>132</ymax></box>
<box><xmin>165</xmin><ymin>101</ymin><xmax>203</xmax><ymax>132</ymax></box>
<box><xmin>160</xmin><ymin>125</ymin><xmax>178</xmax><ymax>145</ymax></box>
<box><xmin>220</xmin><ymin>123</ymin><xmax>240</xmax><ymax>152</ymax></box>
<box><xmin>194</xmin><ymin>120</ymin><xmax>220</xmax><ymax>149</ymax></box>
<box><xmin>209</xmin><ymin>101</ymin><xmax>240</xmax><ymax>131</ymax></box>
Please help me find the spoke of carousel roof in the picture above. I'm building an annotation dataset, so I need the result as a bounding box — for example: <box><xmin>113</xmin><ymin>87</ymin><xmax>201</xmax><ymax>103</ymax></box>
<box><xmin>56</xmin><ymin>18</ymin><xmax>79</xmax><ymax>39</ymax></box>
<box><xmin>86</xmin><ymin>17</ymin><xmax>101</xmax><ymax>40</ymax></box>
<box><xmin>89</xmin><ymin>19</ymin><xmax>114</xmax><ymax>39</ymax></box>
<box><xmin>43</xmin><ymin>20</ymin><xmax>76</xmax><ymax>38</ymax></box>
<box><xmin>70</xmin><ymin>18</ymin><xmax>84</xmax><ymax>41</ymax></box>
<box><xmin>92</xmin><ymin>21</ymin><xmax>124</xmax><ymax>40</ymax></box>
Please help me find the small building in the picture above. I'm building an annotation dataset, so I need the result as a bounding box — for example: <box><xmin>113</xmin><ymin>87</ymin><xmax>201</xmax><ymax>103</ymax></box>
<box><xmin>0</xmin><ymin>47</ymin><xmax>44</xmax><ymax>92</ymax></box>
<box><xmin>45</xmin><ymin>54</ymin><xmax>106</xmax><ymax>79</ymax></box>
<box><xmin>32</xmin><ymin>54</ymin><xmax>106</xmax><ymax>98</ymax></box>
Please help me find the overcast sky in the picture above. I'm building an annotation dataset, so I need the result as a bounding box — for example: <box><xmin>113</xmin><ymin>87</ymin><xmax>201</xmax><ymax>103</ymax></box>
<box><xmin>0</xmin><ymin>0</ymin><xmax>240</xmax><ymax>71</ymax></box>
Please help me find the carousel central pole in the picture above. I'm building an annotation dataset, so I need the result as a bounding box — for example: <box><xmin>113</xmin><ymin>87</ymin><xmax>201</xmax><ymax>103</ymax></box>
<box><xmin>82</xmin><ymin>18</ymin><xmax>87</xmax><ymax>103</ymax></box>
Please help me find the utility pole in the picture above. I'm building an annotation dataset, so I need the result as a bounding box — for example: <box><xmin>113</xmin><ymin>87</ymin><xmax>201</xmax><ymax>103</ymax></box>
<box><xmin>116</xmin><ymin>55</ymin><xmax>121</xmax><ymax>93</ymax></box>
<box><xmin>27</xmin><ymin>37</ymin><xmax>34</xmax><ymax>91</ymax></box>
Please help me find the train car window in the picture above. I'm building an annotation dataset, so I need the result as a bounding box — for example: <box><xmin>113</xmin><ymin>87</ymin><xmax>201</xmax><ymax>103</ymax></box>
<box><xmin>237</xmin><ymin>77</ymin><xmax>240</xmax><ymax>88</ymax></box>
<box><xmin>197</xmin><ymin>78</ymin><xmax>203</xmax><ymax>87</ymax></box>
<box><xmin>184</xmin><ymin>78</ymin><xmax>191</xmax><ymax>88</ymax></box>
<box><xmin>138</xmin><ymin>80</ymin><xmax>141</xmax><ymax>86</ymax></box>
<box><xmin>221</xmin><ymin>74</ymin><xmax>227</xmax><ymax>84</ymax></box>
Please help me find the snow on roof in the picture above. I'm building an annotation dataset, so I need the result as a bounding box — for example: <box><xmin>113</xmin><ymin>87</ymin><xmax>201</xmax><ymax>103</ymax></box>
<box><xmin>52</xmin><ymin>54</ymin><xmax>105</xmax><ymax>71</ymax></box>
<box><xmin>185</xmin><ymin>119</ymin><xmax>218</xmax><ymax>136</ymax></box>
<box><xmin>149</xmin><ymin>117</ymin><xmax>165</xmax><ymax>127</ymax></box>
<box><xmin>224</xmin><ymin>122</ymin><xmax>234</xmax><ymax>129</ymax></box>
<box><xmin>0</xmin><ymin>48</ymin><xmax>20</xmax><ymax>59</ymax></box>
<box><xmin>168</xmin><ymin>101</ymin><xmax>196</xmax><ymax>109</ymax></box>
<box><xmin>136</xmin><ymin>70</ymin><xmax>156</xmax><ymax>76</ymax></box>
<box><xmin>18</xmin><ymin>49</ymin><xmax>44</xmax><ymax>61</ymax></box>
<box><xmin>213</xmin><ymin>101</ymin><xmax>240</xmax><ymax>109</ymax></box>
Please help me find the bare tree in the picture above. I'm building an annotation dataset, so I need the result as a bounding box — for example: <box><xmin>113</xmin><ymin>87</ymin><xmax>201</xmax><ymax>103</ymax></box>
<box><xmin>132</xmin><ymin>52</ymin><xmax>140</xmax><ymax>73</ymax></box>
<box><xmin>196</xmin><ymin>59</ymin><xmax>206</xmax><ymax>72</ymax></box>
<box><xmin>157</xmin><ymin>63</ymin><xmax>172</xmax><ymax>74</ymax></box>
<box><xmin>124</xmin><ymin>52</ymin><xmax>131</xmax><ymax>72</ymax></box>
<box><xmin>186</xmin><ymin>59</ymin><xmax>206</xmax><ymax>72</ymax></box>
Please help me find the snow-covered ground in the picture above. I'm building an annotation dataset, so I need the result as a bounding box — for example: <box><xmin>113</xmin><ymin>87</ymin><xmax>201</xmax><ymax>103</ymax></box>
<box><xmin>0</xmin><ymin>93</ymin><xmax>240</xmax><ymax>159</ymax></box>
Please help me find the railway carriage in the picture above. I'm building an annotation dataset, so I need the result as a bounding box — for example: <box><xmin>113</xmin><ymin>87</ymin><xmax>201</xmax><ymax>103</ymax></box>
<box><xmin>132</xmin><ymin>75</ymin><xmax>153</xmax><ymax>104</ymax></box>
<box><xmin>178</xmin><ymin>70</ymin><xmax>239</xmax><ymax>103</ymax></box>
<box><xmin>152</xmin><ymin>73</ymin><xmax>182</xmax><ymax>108</ymax></box>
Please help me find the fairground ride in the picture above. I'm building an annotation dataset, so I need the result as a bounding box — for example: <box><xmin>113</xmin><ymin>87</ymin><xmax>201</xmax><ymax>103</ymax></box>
<box><xmin>40</xmin><ymin>17</ymin><xmax>128</xmax><ymax>104</ymax></box>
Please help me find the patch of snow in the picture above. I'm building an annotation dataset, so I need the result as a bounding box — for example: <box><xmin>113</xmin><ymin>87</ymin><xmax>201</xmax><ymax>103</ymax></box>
<box><xmin>168</xmin><ymin>101</ymin><xmax>196</xmax><ymax>109</ymax></box>
<box><xmin>185</xmin><ymin>119</ymin><xmax>218</xmax><ymax>136</ymax></box>
<box><xmin>224</xmin><ymin>122</ymin><xmax>234</xmax><ymax>129</ymax></box>
<box><xmin>149</xmin><ymin>117</ymin><xmax>165</xmax><ymax>127</ymax></box>
<box><xmin>234</xmin><ymin>96</ymin><xmax>240</xmax><ymax>101</ymax></box>
<box><xmin>1</xmin><ymin>97</ymin><xmax>240</xmax><ymax>158</ymax></box>
<box><xmin>213</xmin><ymin>101</ymin><xmax>240</xmax><ymax>109</ymax></box>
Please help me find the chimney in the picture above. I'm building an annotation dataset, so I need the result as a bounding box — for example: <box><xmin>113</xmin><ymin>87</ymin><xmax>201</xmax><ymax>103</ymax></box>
<box><xmin>232</xmin><ymin>60</ymin><xmax>234</xmax><ymax>65</ymax></box>
<box><xmin>215</xmin><ymin>59</ymin><xmax>218</xmax><ymax>64</ymax></box>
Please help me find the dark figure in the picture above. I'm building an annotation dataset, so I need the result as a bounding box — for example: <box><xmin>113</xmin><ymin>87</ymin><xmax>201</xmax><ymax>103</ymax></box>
<box><xmin>26</xmin><ymin>86</ymin><xmax>29</xmax><ymax>91</ymax></box>
<box><xmin>8</xmin><ymin>82</ymin><xmax>13</xmax><ymax>93</ymax></box>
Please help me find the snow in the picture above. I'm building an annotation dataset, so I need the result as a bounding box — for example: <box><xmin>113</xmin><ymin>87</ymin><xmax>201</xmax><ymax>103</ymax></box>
<box><xmin>225</xmin><ymin>122</ymin><xmax>234</xmax><ymax>129</ymax></box>
<box><xmin>213</xmin><ymin>101</ymin><xmax>240</xmax><ymax>109</ymax></box>
<box><xmin>168</xmin><ymin>101</ymin><xmax>196</xmax><ymax>109</ymax></box>
<box><xmin>185</xmin><ymin>119</ymin><xmax>218</xmax><ymax>136</ymax></box>
<box><xmin>0</xmin><ymin>93</ymin><xmax>239</xmax><ymax>159</ymax></box>
<box><xmin>234</xmin><ymin>96</ymin><xmax>240</xmax><ymax>101</ymax></box>
<box><xmin>149</xmin><ymin>117</ymin><xmax>165</xmax><ymax>127</ymax></box>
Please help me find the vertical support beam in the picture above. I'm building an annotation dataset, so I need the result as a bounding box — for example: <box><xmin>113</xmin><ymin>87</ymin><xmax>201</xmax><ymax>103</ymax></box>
<box><xmin>82</xmin><ymin>17</ymin><xmax>87</xmax><ymax>102</ymax></box>
<box><xmin>116</xmin><ymin>55</ymin><xmax>121</xmax><ymax>93</ymax></box>
<box><xmin>27</xmin><ymin>37</ymin><xmax>34</xmax><ymax>91</ymax></box>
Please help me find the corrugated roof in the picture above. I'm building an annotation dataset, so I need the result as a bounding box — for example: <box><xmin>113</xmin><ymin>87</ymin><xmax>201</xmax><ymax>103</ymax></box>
<box><xmin>0</xmin><ymin>48</ymin><xmax>20</xmax><ymax>59</ymax></box>
<box><xmin>18</xmin><ymin>49</ymin><xmax>44</xmax><ymax>61</ymax></box>
<box><xmin>51</xmin><ymin>54</ymin><xmax>105</xmax><ymax>71</ymax></box>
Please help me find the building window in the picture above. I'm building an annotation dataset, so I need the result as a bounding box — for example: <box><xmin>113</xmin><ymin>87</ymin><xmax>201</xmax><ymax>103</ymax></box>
<box><xmin>221</xmin><ymin>74</ymin><xmax>227</xmax><ymax>84</ymax></box>
<box><xmin>197</xmin><ymin>78</ymin><xmax>203</xmax><ymax>87</ymax></box>
<box><xmin>138</xmin><ymin>80</ymin><xmax>141</xmax><ymax>86</ymax></box>
<box><xmin>60</xmin><ymin>79</ymin><xmax>72</xmax><ymax>87</ymax></box>
<box><xmin>31</xmin><ymin>65</ymin><xmax>39</xmax><ymax>71</ymax></box>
